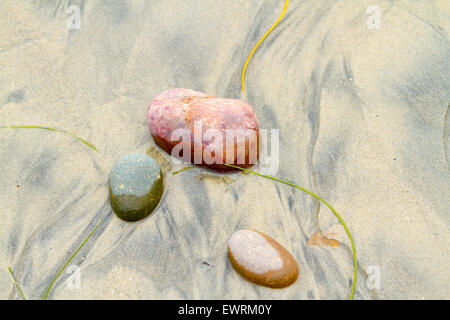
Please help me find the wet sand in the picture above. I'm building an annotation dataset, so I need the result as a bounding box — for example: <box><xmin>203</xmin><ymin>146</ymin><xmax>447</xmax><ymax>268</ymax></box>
<box><xmin>0</xmin><ymin>0</ymin><xmax>449</xmax><ymax>299</ymax></box>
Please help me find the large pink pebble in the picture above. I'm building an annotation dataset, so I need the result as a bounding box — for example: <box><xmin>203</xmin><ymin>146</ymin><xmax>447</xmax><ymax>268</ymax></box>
<box><xmin>147</xmin><ymin>88</ymin><xmax>260</xmax><ymax>171</ymax></box>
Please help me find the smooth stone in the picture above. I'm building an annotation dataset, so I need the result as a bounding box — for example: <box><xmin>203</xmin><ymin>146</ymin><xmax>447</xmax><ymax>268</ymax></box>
<box><xmin>227</xmin><ymin>229</ymin><xmax>299</xmax><ymax>288</ymax></box>
<box><xmin>147</xmin><ymin>88</ymin><xmax>260</xmax><ymax>171</ymax></box>
<box><xmin>109</xmin><ymin>153</ymin><xmax>164</xmax><ymax>222</ymax></box>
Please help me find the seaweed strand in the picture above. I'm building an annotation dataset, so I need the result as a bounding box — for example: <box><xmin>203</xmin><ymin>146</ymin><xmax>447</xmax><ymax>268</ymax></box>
<box><xmin>0</xmin><ymin>125</ymin><xmax>99</xmax><ymax>153</ymax></box>
<box><xmin>172</xmin><ymin>166</ymin><xmax>196</xmax><ymax>175</ymax></box>
<box><xmin>225</xmin><ymin>163</ymin><xmax>358</xmax><ymax>300</ymax></box>
<box><xmin>8</xmin><ymin>267</ymin><xmax>27</xmax><ymax>300</ymax></box>
<box><xmin>43</xmin><ymin>216</ymin><xmax>106</xmax><ymax>300</ymax></box>
<box><xmin>241</xmin><ymin>0</ymin><xmax>289</xmax><ymax>93</ymax></box>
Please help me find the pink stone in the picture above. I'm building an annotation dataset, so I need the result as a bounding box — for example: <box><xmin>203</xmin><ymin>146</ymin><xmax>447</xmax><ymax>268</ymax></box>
<box><xmin>147</xmin><ymin>89</ymin><xmax>260</xmax><ymax>171</ymax></box>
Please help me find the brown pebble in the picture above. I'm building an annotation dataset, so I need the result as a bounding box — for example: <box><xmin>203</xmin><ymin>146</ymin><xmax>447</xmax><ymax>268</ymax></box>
<box><xmin>227</xmin><ymin>229</ymin><xmax>299</xmax><ymax>288</ymax></box>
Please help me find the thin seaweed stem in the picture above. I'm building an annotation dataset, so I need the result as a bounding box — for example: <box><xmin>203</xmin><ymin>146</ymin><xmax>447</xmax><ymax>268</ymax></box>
<box><xmin>225</xmin><ymin>163</ymin><xmax>357</xmax><ymax>300</ymax></box>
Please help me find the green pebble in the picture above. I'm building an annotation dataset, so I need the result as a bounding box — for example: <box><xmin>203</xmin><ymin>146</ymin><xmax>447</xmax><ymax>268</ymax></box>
<box><xmin>109</xmin><ymin>153</ymin><xmax>164</xmax><ymax>222</ymax></box>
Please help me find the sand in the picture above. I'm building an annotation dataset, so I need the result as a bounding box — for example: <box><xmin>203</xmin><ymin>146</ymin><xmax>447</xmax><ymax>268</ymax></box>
<box><xmin>0</xmin><ymin>0</ymin><xmax>449</xmax><ymax>300</ymax></box>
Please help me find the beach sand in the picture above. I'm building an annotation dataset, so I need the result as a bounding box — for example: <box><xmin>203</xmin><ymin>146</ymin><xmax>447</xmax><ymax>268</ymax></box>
<box><xmin>0</xmin><ymin>0</ymin><xmax>449</xmax><ymax>299</ymax></box>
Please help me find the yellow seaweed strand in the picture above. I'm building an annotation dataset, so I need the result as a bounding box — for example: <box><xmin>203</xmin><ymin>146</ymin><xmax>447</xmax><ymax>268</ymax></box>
<box><xmin>241</xmin><ymin>0</ymin><xmax>289</xmax><ymax>93</ymax></box>
<box><xmin>225</xmin><ymin>164</ymin><xmax>357</xmax><ymax>300</ymax></box>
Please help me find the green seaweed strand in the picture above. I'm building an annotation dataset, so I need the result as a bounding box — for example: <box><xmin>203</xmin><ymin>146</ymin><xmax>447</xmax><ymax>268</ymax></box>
<box><xmin>43</xmin><ymin>216</ymin><xmax>106</xmax><ymax>300</ymax></box>
<box><xmin>0</xmin><ymin>125</ymin><xmax>99</xmax><ymax>153</ymax></box>
<box><xmin>172</xmin><ymin>166</ymin><xmax>196</xmax><ymax>175</ymax></box>
<box><xmin>225</xmin><ymin>164</ymin><xmax>358</xmax><ymax>300</ymax></box>
<box><xmin>8</xmin><ymin>267</ymin><xmax>27</xmax><ymax>300</ymax></box>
